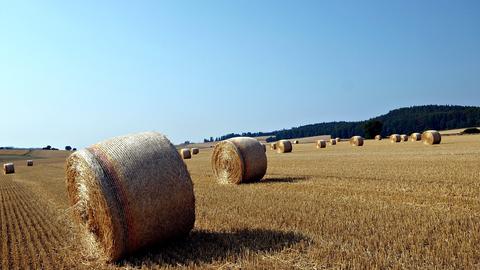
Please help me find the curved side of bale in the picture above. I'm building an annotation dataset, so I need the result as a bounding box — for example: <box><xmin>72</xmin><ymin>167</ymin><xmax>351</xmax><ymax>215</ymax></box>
<box><xmin>350</xmin><ymin>136</ymin><xmax>364</xmax><ymax>146</ymax></box>
<box><xmin>27</xmin><ymin>160</ymin><xmax>34</xmax><ymax>166</ymax></box>
<box><xmin>191</xmin><ymin>148</ymin><xmax>199</xmax><ymax>155</ymax></box>
<box><xmin>270</xmin><ymin>143</ymin><xmax>277</xmax><ymax>150</ymax></box>
<box><xmin>422</xmin><ymin>130</ymin><xmax>442</xmax><ymax>145</ymax></box>
<box><xmin>277</xmin><ymin>140</ymin><xmax>293</xmax><ymax>153</ymax></box>
<box><xmin>262</xmin><ymin>144</ymin><xmax>266</xmax><ymax>152</ymax></box>
<box><xmin>390</xmin><ymin>134</ymin><xmax>401</xmax><ymax>143</ymax></box>
<box><xmin>211</xmin><ymin>137</ymin><xmax>267</xmax><ymax>184</ymax></box>
<box><xmin>180</xmin><ymin>148</ymin><xmax>192</xmax><ymax>159</ymax></box>
<box><xmin>401</xmin><ymin>135</ymin><xmax>409</xmax><ymax>142</ymax></box>
<box><xmin>65</xmin><ymin>132</ymin><xmax>195</xmax><ymax>262</ymax></box>
<box><xmin>316</xmin><ymin>140</ymin><xmax>326</xmax><ymax>149</ymax></box>
<box><xmin>375</xmin><ymin>135</ymin><xmax>382</xmax><ymax>141</ymax></box>
<box><xmin>410</xmin><ymin>133</ymin><xmax>421</xmax><ymax>142</ymax></box>
<box><xmin>329</xmin><ymin>139</ymin><xmax>337</xmax><ymax>145</ymax></box>
<box><xmin>3</xmin><ymin>163</ymin><xmax>15</xmax><ymax>174</ymax></box>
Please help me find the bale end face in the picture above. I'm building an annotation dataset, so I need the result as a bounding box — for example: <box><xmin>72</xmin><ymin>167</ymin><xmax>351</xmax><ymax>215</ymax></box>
<box><xmin>390</xmin><ymin>134</ymin><xmax>401</xmax><ymax>143</ymax></box>
<box><xmin>329</xmin><ymin>139</ymin><xmax>337</xmax><ymax>145</ymax></box>
<box><xmin>401</xmin><ymin>135</ymin><xmax>409</xmax><ymax>142</ymax></box>
<box><xmin>3</xmin><ymin>163</ymin><xmax>15</xmax><ymax>174</ymax></box>
<box><xmin>191</xmin><ymin>148</ymin><xmax>200</xmax><ymax>155</ymax></box>
<box><xmin>410</xmin><ymin>133</ymin><xmax>421</xmax><ymax>142</ymax></box>
<box><xmin>27</xmin><ymin>160</ymin><xmax>34</xmax><ymax>166</ymax></box>
<box><xmin>180</xmin><ymin>148</ymin><xmax>192</xmax><ymax>159</ymax></box>
<box><xmin>316</xmin><ymin>140</ymin><xmax>326</xmax><ymax>149</ymax></box>
<box><xmin>211</xmin><ymin>137</ymin><xmax>267</xmax><ymax>184</ymax></box>
<box><xmin>350</xmin><ymin>136</ymin><xmax>364</xmax><ymax>146</ymax></box>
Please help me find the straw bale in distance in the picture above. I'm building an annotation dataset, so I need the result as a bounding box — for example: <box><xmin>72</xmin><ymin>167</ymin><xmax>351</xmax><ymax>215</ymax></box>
<box><xmin>27</xmin><ymin>160</ymin><xmax>34</xmax><ymax>166</ymax></box>
<box><xmin>65</xmin><ymin>131</ymin><xmax>195</xmax><ymax>261</ymax></box>
<box><xmin>293</xmin><ymin>140</ymin><xmax>299</xmax><ymax>144</ymax></box>
<box><xmin>3</xmin><ymin>163</ymin><xmax>14</xmax><ymax>174</ymax></box>
<box><xmin>422</xmin><ymin>130</ymin><xmax>442</xmax><ymax>145</ymax></box>
<box><xmin>401</xmin><ymin>134</ymin><xmax>409</xmax><ymax>142</ymax></box>
<box><xmin>375</xmin><ymin>135</ymin><xmax>382</xmax><ymax>140</ymax></box>
<box><xmin>410</xmin><ymin>133</ymin><xmax>421</xmax><ymax>142</ymax></box>
<box><xmin>390</xmin><ymin>134</ymin><xmax>401</xmax><ymax>143</ymax></box>
<box><xmin>211</xmin><ymin>137</ymin><xmax>267</xmax><ymax>184</ymax></box>
<box><xmin>350</xmin><ymin>136</ymin><xmax>364</xmax><ymax>146</ymax></box>
<box><xmin>270</xmin><ymin>143</ymin><xmax>277</xmax><ymax>150</ymax></box>
<box><xmin>316</xmin><ymin>140</ymin><xmax>326</xmax><ymax>149</ymax></box>
<box><xmin>180</xmin><ymin>148</ymin><xmax>192</xmax><ymax>159</ymax></box>
<box><xmin>277</xmin><ymin>140</ymin><xmax>293</xmax><ymax>153</ymax></box>
<box><xmin>335</xmin><ymin>138</ymin><xmax>341</xmax><ymax>143</ymax></box>
<box><xmin>329</xmin><ymin>139</ymin><xmax>337</xmax><ymax>145</ymax></box>
<box><xmin>191</xmin><ymin>148</ymin><xmax>200</xmax><ymax>155</ymax></box>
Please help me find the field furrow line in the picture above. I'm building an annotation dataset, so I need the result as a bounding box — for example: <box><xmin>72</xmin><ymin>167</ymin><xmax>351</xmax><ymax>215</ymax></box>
<box><xmin>0</xmin><ymin>179</ymin><xmax>10</xmax><ymax>270</ymax></box>
<box><xmin>4</xmin><ymin>181</ymin><xmax>26</xmax><ymax>270</ymax></box>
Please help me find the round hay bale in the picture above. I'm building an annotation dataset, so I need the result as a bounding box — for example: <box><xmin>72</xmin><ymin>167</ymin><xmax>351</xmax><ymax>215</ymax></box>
<box><xmin>277</xmin><ymin>140</ymin><xmax>293</xmax><ymax>153</ymax></box>
<box><xmin>316</xmin><ymin>140</ymin><xmax>326</xmax><ymax>149</ymax></box>
<box><xmin>401</xmin><ymin>134</ymin><xmax>409</xmax><ymax>142</ymax></box>
<box><xmin>390</xmin><ymin>134</ymin><xmax>401</xmax><ymax>143</ymax></box>
<box><xmin>270</xmin><ymin>143</ymin><xmax>277</xmax><ymax>150</ymax></box>
<box><xmin>191</xmin><ymin>148</ymin><xmax>200</xmax><ymax>155</ymax></box>
<box><xmin>3</xmin><ymin>163</ymin><xmax>14</xmax><ymax>174</ymax></box>
<box><xmin>329</xmin><ymin>139</ymin><xmax>337</xmax><ymax>145</ymax></box>
<box><xmin>27</xmin><ymin>160</ymin><xmax>34</xmax><ymax>166</ymax></box>
<box><xmin>180</xmin><ymin>148</ymin><xmax>191</xmax><ymax>159</ymax></box>
<box><xmin>292</xmin><ymin>140</ymin><xmax>299</xmax><ymax>144</ymax></box>
<box><xmin>410</xmin><ymin>133</ymin><xmax>421</xmax><ymax>142</ymax></box>
<box><xmin>350</xmin><ymin>136</ymin><xmax>364</xmax><ymax>146</ymax></box>
<box><xmin>375</xmin><ymin>135</ymin><xmax>382</xmax><ymax>141</ymax></box>
<box><xmin>335</xmin><ymin>138</ymin><xmax>341</xmax><ymax>143</ymax></box>
<box><xmin>65</xmin><ymin>132</ymin><xmax>195</xmax><ymax>261</ymax></box>
<box><xmin>422</xmin><ymin>130</ymin><xmax>441</xmax><ymax>145</ymax></box>
<box><xmin>211</xmin><ymin>137</ymin><xmax>267</xmax><ymax>184</ymax></box>
<box><xmin>262</xmin><ymin>144</ymin><xmax>266</xmax><ymax>152</ymax></box>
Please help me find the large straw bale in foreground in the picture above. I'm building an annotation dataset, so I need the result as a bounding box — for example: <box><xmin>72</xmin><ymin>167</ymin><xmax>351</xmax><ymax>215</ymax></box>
<box><xmin>390</xmin><ymin>134</ymin><xmax>401</xmax><ymax>143</ymax></box>
<box><xmin>211</xmin><ymin>137</ymin><xmax>267</xmax><ymax>184</ymax></box>
<box><xmin>180</xmin><ymin>148</ymin><xmax>192</xmax><ymax>159</ymax></box>
<box><xmin>3</xmin><ymin>163</ymin><xmax>14</xmax><ymax>174</ymax></box>
<box><xmin>65</xmin><ymin>132</ymin><xmax>195</xmax><ymax>262</ymax></box>
<box><xmin>316</xmin><ymin>140</ymin><xmax>326</xmax><ymax>149</ymax></box>
<box><xmin>350</xmin><ymin>136</ymin><xmax>364</xmax><ymax>146</ymax></box>
<box><xmin>277</xmin><ymin>140</ymin><xmax>293</xmax><ymax>153</ymax></box>
<box><xmin>410</xmin><ymin>133</ymin><xmax>421</xmax><ymax>142</ymax></box>
<box><xmin>422</xmin><ymin>130</ymin><xmax>442</xmax><ymax>145</ymax></box>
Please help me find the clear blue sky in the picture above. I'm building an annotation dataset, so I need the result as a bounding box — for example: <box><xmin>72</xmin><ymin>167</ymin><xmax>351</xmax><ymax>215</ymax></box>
<box><xmin>1</xmin><ymin>1</ymin><xmax>479</xmax><ymax>148</ymax></box>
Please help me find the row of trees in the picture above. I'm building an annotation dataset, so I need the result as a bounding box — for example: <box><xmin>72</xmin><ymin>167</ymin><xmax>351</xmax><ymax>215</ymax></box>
<box><xmin>42</xmin><ymin>145</ymin><xmax>76</xmax><ymax>151</ymax></box>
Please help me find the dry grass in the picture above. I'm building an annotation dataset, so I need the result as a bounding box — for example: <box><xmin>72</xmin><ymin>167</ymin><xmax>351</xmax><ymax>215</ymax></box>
<box><xmin>1</xmin><ymin>135</ymin><xmax>480</xmax><ymax>269</ymax></box>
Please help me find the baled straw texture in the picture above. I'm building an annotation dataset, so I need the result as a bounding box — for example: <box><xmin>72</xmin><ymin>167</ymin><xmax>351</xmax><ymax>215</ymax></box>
<box><xmin>410</xmin><ymin>133</ymin><xmax>421</xmax><ymax>142</ymax></box>
<box><xmin>211</xmin><ymin>137</ymin><xmax>267</xmax><ymax>184</ymax></box>
<box><xmin>270</xmin><ymin>143</ymin><xmax>277</xmax><ymax>150</ymax></box>
<box><xmin>65</xmin><ymin>132</ymin><xmax>195</xmax><ymax>262</ymax></box>
<box><xmin>3</xmin><ymin>163</ymin><xmax>14</xmax><ymax>174</ymax></box>
<box><xmin>316</xmin><ymin>140</ymin><xmax>326</xmax><ymax>149</ymax></box>
<box><xmin>375</xmin><ymin>135</ymin><xmax>382</xmax><ymax>141</ymax></box>
<box><xmin>390</xmin><ymin>134</ymin><xmax>401</xmax><ymax>143</ymax></box>
<box><xmin>277</xmin><ymin>140</ymin><xmax>293</xmax><ymax>153</ymax></box>
<box><xmin>350</xmin><ymin>136</ymin><xmax>364</xmax><ymax>146</ymax></box>
<box><xmin>180</xmin><ymin>148</ymin><xmax>192</xmax><ymax>159</ymax></box>
<box><xmin>191</xmin><ymin>148</ymin><xmax>200</xmax><ymax>155</ymax></box>
<box><xmin>422</xmin><ymin>130</ymin><xmax>442</xmax><ymax>145</ymax></box>
<box><xmin>329</xmin><ymin>139</ymin><xmax>337</xmax><ymax>145</ymax></box>
<box><xmin>27</xmin><ymin>160</ymin><xmax>34</xmax><ymax>166</ymax></box>
<box><xmin>401</xmin><ymin>134</ymin><xmax>409</xmax><ymax>142</ymax></box>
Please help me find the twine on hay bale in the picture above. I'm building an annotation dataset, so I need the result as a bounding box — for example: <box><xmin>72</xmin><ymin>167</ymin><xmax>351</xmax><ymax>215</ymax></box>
<box><xmin>3</xmin><ymin>163</ymin><xmax>14</xmax><ymax>174</ymax></box>
<box><xmin>316</xmin><ymin>140</ymin><xmax>326</xmax><ymax>149</ymax></box>
<box><xmin>180</xmin><ymin>148</ymin><xmax>192</xmax><ymax>159</ymax></box>
<box><xmin>375</xmin><ymin>135</ymin><xmax>382</xmax><ymax>141</ymax></box>
<box><xmin>27</xmin><ymin>160</ymin><xmax>34</xmax><ymax>166</ymax></box>
<box><xmin>277</xmin><ymin>140</ymin><xmax>293</xmax><ymax>153</ymax></box>
<box><xmin>211</xmin><ymin>137</ymin><xmax>267</xmax><ymax>184</ymax></box>
<box><xmin>350</xmin><ymin>136</ymin><xmax>364</xmax><ymax>146</ymax></box>
<box><xmin>65</xmin><ymin>132</ymin><xmax>195</xmax><ymax>262</ymax></box>
<box><xmin>401</xmin><ymin>134</ymin><xmax>409</xmax><ymax>142</ymax></box>
<box><xmin>410</xmin><ymin>133</ymin><xmax>421</xmax><ymax>142</ymax></box>
<box><xmin>329</xmin><ymin>139</ymin><xmax>337</xmax><ymax>145</ymax></box>
<box><xmin>390</xmin><ymin>134</ymin><xmax>401</xmax><ymax>143</ymax></box>
<box><xmin>422</xmin><ymin>130</ymin><xmax>441</xmax><ymax>145</ymax></box>
<box><xmin>191</xmin><ymin>148</ymin><xmax>200</xmax><ymax>155</ymax></box>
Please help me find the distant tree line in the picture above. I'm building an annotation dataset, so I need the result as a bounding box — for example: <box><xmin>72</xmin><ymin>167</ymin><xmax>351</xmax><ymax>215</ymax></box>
<box><xmin>207</xmin><ymin>105</ymin><xmax>480</xmax><ymax>142</ymax></box>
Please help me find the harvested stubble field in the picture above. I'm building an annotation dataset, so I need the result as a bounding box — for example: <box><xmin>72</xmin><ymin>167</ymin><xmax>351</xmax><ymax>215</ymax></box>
<box><xmin>1</xmin><ymin>135</ymin><xmax>480</xmax><ymax>269</ymax></box>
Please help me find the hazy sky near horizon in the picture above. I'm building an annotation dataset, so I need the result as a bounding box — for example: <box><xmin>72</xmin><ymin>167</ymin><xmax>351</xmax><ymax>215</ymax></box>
<box><xmin>1</xmin><ymin>1</ymin><xmax>479</xmax><ymax>148</ymax></box>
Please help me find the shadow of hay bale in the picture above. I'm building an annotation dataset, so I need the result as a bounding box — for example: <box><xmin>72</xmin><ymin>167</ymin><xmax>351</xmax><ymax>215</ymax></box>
<box><xmin>118</xmin><ymin>228</ymin><xmax>309</xmax><ymax>267</ymax></box>
<box><xmin>259</xmin><ymin>176</ymin><xmax>311</xmax><ymax>184</ymax></box>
